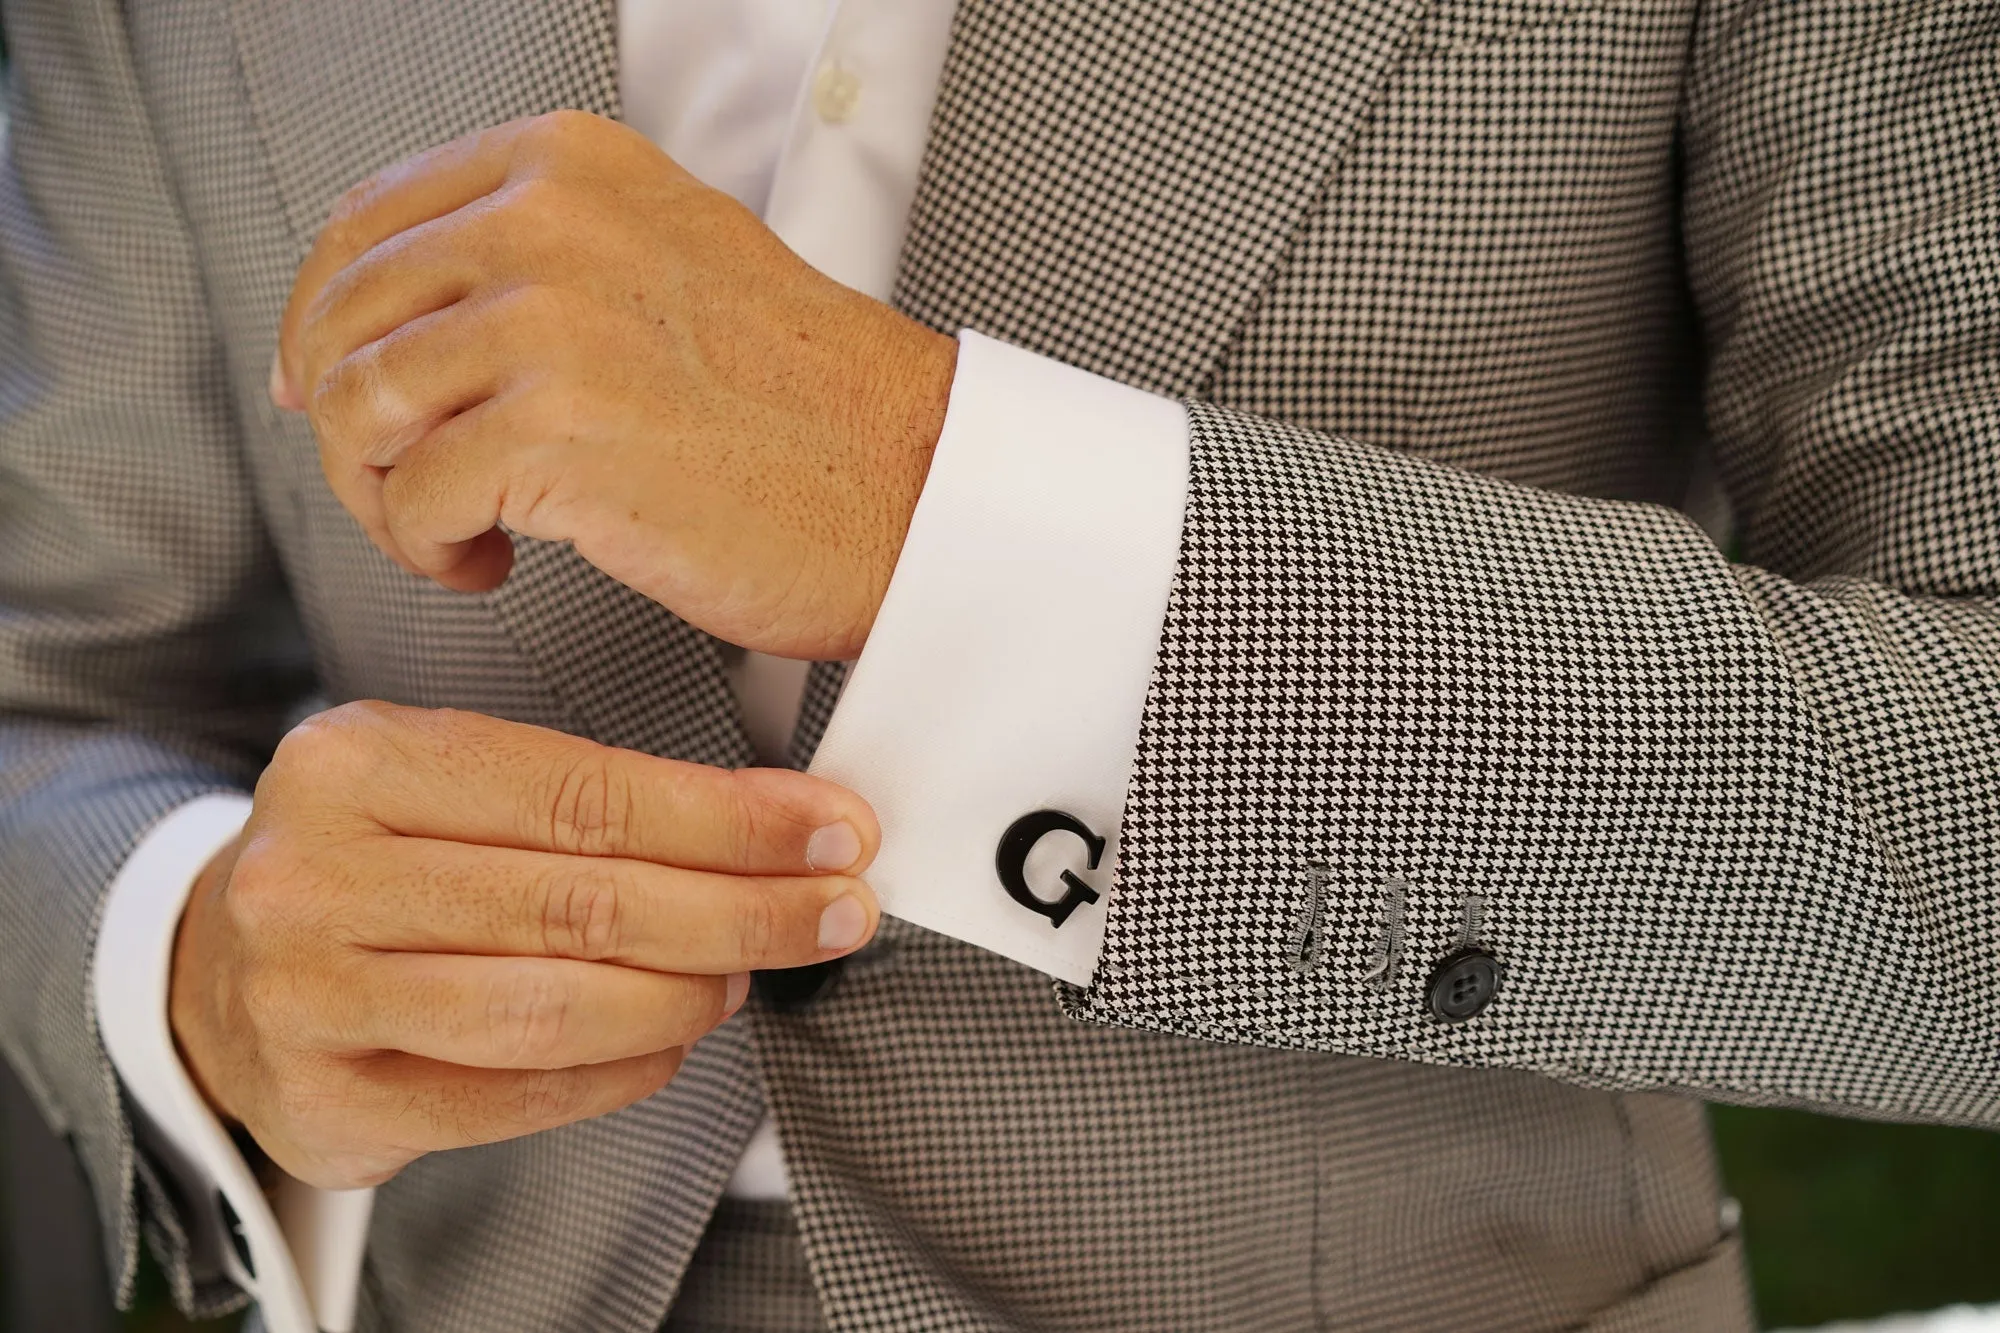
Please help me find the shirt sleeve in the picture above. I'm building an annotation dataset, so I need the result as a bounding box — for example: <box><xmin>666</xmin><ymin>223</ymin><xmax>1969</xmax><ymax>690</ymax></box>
<box><xmin>808</xmin><ymin>330</ymin><xmax>1190</xmax><ymax>985</ymax></box>
<box><xmin>91</xmin><ymin>795</ymin><xmax>373</xmax><ymax>1333</ymax></box>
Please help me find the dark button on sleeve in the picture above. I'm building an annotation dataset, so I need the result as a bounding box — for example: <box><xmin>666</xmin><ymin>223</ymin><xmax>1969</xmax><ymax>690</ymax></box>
<box><xmin>1425</xmin><ymin>948</ymin><xmax>1502</xmax><ymax>1022</ymax></box>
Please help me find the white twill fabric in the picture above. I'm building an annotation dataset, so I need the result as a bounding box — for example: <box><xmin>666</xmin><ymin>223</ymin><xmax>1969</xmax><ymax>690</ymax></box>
<box><xmin>2</xmin><ymin>2</ymin><xmax>1995</xmax><ymax>1333</ymax></box>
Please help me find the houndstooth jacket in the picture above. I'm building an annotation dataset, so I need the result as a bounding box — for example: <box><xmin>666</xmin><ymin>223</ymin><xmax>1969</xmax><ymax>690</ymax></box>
<box><xmin>3</xmin><ymin>0</ymin><xmax>1996</xmax><ymax>1328</ymax></box>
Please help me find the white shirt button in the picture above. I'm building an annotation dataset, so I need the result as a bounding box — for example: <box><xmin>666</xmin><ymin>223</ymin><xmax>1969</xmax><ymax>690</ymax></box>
<box><xmin>812</xmin><ymin>61</ymin><xmax>863</xmax><ymax>124</ymax></box>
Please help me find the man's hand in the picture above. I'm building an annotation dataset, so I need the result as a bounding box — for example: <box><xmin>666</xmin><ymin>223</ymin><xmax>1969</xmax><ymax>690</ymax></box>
<box><xmin>169</xmin><ymin>701</ymin><xmax>881</xmax><ymax>1190</ymax></box>
<box><xmin>271</xmin><ymin>110</ymin><xmax>957</xmax><ymax>662</ymax></box>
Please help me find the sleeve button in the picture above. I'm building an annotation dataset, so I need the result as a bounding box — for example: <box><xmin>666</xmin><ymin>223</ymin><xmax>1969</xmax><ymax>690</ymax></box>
<box><xmin>1425</xmin><ymin>947</ymin><xmax>1502</xmax><ymax>1022</ymax></box>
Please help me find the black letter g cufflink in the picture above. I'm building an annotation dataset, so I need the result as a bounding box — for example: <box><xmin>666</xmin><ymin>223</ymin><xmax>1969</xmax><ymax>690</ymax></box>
<box><xmin>995</xmin><ymin>809</ymin><xmax>1103</xmax><ymax>928</ymax></box>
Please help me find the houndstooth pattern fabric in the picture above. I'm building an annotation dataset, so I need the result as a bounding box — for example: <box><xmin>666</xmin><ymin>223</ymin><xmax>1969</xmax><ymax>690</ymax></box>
<box><xmin>1054</xmin><ymin>0</ymin><xmax>2000</xmax><ymax>1131</ymax></box>
<box><xmin>788</xmin><ymin>660</ymin><xmax>850</xmax><ymax>774</ymax></box>
<box><xmin>659</xmin><ymin>1198</ymin><xmax>826</xmax><ymax>1333</ymax></box>
<box><xmin>2</xmin><ymin>0</ymin><xmax>1992</xmax><ymax>1328</ymax></box>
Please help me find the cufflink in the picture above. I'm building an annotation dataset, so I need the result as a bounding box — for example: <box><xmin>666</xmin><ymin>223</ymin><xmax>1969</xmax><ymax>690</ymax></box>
<box><xmin>995</xmin><ymin>810</ymin><xmax>1103</xmax><ymax>928</ymax></box>
<box><xmin>753</xmin><ymin>959</ymin><xmax>844</xmax><ymax>1012</ymax></box>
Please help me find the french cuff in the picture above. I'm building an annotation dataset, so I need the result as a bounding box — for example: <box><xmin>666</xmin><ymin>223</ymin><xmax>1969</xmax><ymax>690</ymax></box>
<box><xmin>809</xmin><ymin>330</ymin><xmax>1190</xmax><ymax>985</ymax></box>
<box><xmin>91</xmin><ymin>794</ymin><xmax>372</xmax><ymax>1333</ymax></box>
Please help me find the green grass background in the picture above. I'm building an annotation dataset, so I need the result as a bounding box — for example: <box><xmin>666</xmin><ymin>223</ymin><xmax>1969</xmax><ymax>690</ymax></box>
<box><xmin>1710</xmin><ymin>1106</ymin><xmax>2000</xmax><ymax>1327</ymax></box>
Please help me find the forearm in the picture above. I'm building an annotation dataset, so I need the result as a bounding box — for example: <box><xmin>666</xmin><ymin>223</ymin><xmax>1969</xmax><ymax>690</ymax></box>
<box><xmin>1060</xmin><ymin>399</ymin><xmax>2000</xmax><ymax>1126</ymax></box>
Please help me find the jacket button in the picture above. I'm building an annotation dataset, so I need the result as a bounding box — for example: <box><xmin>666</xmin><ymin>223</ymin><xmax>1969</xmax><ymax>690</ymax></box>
<box><xmin>753</xmin><ymin>959</ymin><xmax>844</xmax><ymax>1013</ymax></box>
<box><xmin>1425</xmin><ymin>948</ymin><xmax>1501</xmax><ymax>1022</ymax></box>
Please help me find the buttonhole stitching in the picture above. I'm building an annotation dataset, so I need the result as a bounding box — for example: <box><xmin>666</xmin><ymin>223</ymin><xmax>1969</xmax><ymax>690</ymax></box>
<box><xmin>1362</xmin><ymin>876</ymin><xmax>1407</xmax><ymax>991</ymax></box>
<box><xmin>1455</xmin><ymin>892</ymin><xmax>1487</xmax><ymax>951</ymax></box>
<box><xmin>1289</xmin><ymin>865</ymin><xmax>1333</xmax><ymax>974</ymax></box>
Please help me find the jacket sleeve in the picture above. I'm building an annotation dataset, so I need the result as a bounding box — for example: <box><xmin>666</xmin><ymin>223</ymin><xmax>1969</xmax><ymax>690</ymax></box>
<box><xmin>1063</xmin><ymin>0</ymin><xmax>2000</xmax><ymax>1128</ymax></box>
<box><xmin>0</xmin><ymin>0</ymin><xmax>314</xmax><ymax>1315</ymax></box>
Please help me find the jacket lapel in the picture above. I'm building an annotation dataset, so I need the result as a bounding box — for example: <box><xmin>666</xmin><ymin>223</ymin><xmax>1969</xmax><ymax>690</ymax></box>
<box><xmin>230</xmin><ymin>1</ymin><xmax>621</xmax><ymax>247</ymax></box>
<box><xmin>894</xmin><ymin>0</ymin><xmax>1437</xmax><ymax>399</ymax></box>
<box><xmin>230</xmin><ymin>4</ymin><xmax>756</xmax><ymax>1329</ymax></box>
<box><xmin>791</xmin><ymin>0</ymin><xmax>1437</xmax><ymax>772</ymax></box>
<box><xmin>229</xmin><ymin>0</ymin><xmax>755</xmax><ymax>769</ymax></box>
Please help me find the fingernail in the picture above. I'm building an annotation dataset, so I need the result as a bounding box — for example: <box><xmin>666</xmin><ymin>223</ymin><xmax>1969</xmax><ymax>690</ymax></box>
<box><xmin>817</xmin><ymin>895</ymin><xmax>869</xmax><ymax>953</ymax></box>
<box><xmin>724</xmin><ymin>972</ymin><xmax>750</xmax><ymax>1015</ymax></box>
<box><xmin>805</xmin><ymin>821</ymin><xmax>861</xmax><ymax>873</ymax></box>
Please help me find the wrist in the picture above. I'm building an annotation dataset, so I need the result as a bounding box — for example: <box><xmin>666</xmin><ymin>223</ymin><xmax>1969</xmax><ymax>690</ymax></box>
<box><xmin>853</xmin><ymin>317</ymin><xmax>957</xmax><ymax>648</ymax></box>
<box><xmin>169</xmin><ymin>834</ymin><xmax>248</xmax><ymax>1127</ymax></box>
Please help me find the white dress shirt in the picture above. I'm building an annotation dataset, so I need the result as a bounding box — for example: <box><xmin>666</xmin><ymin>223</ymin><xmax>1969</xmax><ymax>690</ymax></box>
<box><xmin>89</xmin><ymin>2</ymin><xmax>1190</xmax><ymax>1328</ymax></box>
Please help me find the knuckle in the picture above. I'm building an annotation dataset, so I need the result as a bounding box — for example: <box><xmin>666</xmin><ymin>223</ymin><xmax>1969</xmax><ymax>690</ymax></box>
<box><xmin>293</xmin><ymin>314</ymin><xmax>336</xmax><ymax>388</ymax></box>
<box><xmin>326</xmin><ymin>170</ymin><xmax>387</xmax><ymax>231</ymax></box>
<box><xmin>500</xmin><ymin>175</ymin><xmax>564</xmax><ymax>226</ymax></box>
<box><xmin>529</xmin><ymin>108</ymin><xmax>597</xmax><ymax>147</ymax></box>
<box><xmin>234</xmin><ymin>962</ymin><xmax>292</xmax><ymax>1037</ymax></box>
<box><xmin>545</xmin><ymin>751</ymin><xmax>633</xmax><ymax>857</ymax></box>
<box><xmin>313</xmin><ymin>697</ymin><xmax>399</xmax><ymax>741</ymax></box>
<box><xmin>332</xmin><ymin>698</ymin><xmax>402</xmax><ymax>746</ymax></box>
<box><xmin>273</xmin><ymin>702</ymin><xmax>390</xmax><ymax>788</ymax></box>
<box><xmin>395</xmin><ymin>703</ymin><xmax>471</xmax><ymax>755</ymax></box>
<box><xmin>484</xmin><ymin>966</ymin><xmax>573</xmax><ymax>1067</ymax></box>
<box><xmin>506</xmin><ymin>1068</ymin><xmax>589</xmax><ymax>1127</ymax></box>
<box><xmin>339</xmin><ymin>697</ymin><xmax>401</xmax><ymax>723</ymax></box>
<box><xmin>222</xmin><ymin>899</ymin><xmax>278</xmax><ymax>961</ymax></box>
<box><xmin>494</xmin><ymin>454</ymin><xmax>564</xmax><ymax>538</ymax></box>
<box><xmin>297</xmin><ymin>258</ymin><xmax>373</xmax><ymax>360</ymax></box>
<box><xmin>223</xmin><ymin>840</ymin><xmax>330</xmax><ymax>957</ymax></box>
<box><xmin>303</xmin><ymin>242</ymin><xmax>369</xmax><ymax>317</ymax></box>
<box><xmin>270</xmin><ymin>711</ymin><xmax>334</xmax><ymax>773</ymax></box>
<box><xmin>540</xmin><ymin>865</ymin><xmax>625</xmax><ymax>961</ymax></box>
<box><xmin>721</xmin><ymin>770</ymin><xmax>767</xmax><ymax>870</ymax></box>
<box><xmin>415</xmin><ymin>1081</ymin><xmax>479</xmax><ymax>1148</ymax></box>
<box><xmin>220</xmin><ymin>836</ymin><xmax>286</xmax><ymax>925</ymax></box>
<box><xmin>310</xmin><ymin>345</ymin><xmax>387</xmax><ymax>447</ymax></box>
<box><xmin>268</xmin><ymin>1064</ymin><xmax>346</xmax><ymax>1136</ymax></box>
<box><xmin>398</xmin><ymin>1073</ymin><xmax>475</xmax><ymax>1148</ymax></box>
<box><xmin>734</xmin><ymin>881</ymin><xmax>785</xmax><ymax>962</ymax></box>
<box><xmin>319</xmin><ymin>190</ymin><xmax>375</xmax><ymax>256</ymax></box>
